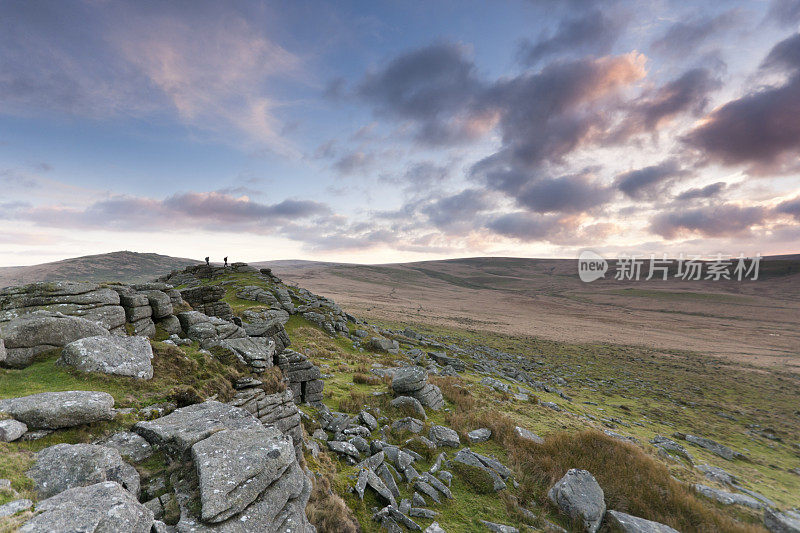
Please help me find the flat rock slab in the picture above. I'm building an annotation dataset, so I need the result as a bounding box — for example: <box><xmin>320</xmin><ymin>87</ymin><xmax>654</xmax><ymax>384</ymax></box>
<box><xmin>0</xmin><ymin>391</ymin><xmax>114</xmax><ymax>429</ymax></box>
<box><xmin>19</xmin><ymin>481</ymin><xmax>153</xmax><ymax>533</ymax></box>
<box><xmin>606</xmin><ymin>510</ymin><xmax>680</xmax><ymax>533</ymax></box>
<box><xmin>133</xmin><ymin>401</ymin><xmax>261</xmax><ymax>457</ymax></box>
<box><xmin>192</xmin><ymin>426</ymin><xmax>295</xmax><ymax>523</ymax></box>
<box><xmin>548</xmin><ymin>469</ymin><xmax>605</xmax><ymax>533</ymax></box>
<box><xmin>59</xmin><ymin>335</ymin><xmax>154</xmax><ymax>379</ymax></box>
<box><xmin>515</xmin><ymin>426</ymin><xmax>544</xmax><ymax>444</ymax></box>
<box><xmin>429</xmin><ymin>425</ymin><xmax>460</xmax><ymax>447</ymax></box>
<box><xmin>685</xmin><ymin>435</ymin><xmax>740</xmax><ymax>461</ymax></box>
<box><xmin>28</xmin><ymin>443</ymin><xmax>140</xmax><ymax>499</ymax></box>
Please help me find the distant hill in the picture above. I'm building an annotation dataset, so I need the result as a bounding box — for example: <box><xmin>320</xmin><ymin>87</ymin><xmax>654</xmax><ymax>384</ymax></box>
<box><xmin>0</xmin><ymin>251</ymin><xmax>200</xmax><ymax>287</ymax></box>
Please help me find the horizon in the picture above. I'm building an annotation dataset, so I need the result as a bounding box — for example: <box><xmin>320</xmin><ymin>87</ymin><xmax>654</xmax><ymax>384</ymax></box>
<box><xmin>2</xmin><ymin>1</ymin><xmax>800</xmax><ymax>266</ymax></box>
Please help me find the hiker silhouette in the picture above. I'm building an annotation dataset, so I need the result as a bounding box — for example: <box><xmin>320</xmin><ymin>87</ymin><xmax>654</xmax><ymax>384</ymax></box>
<box><xmin>205</xmin><ymin>256</ymin><xmax>210</xmax><ymax>266</ymax></box>
<box><xmin>224</xmin><ymin>257</ymin><xmax>228</xmax><ymax>267</ymax></box>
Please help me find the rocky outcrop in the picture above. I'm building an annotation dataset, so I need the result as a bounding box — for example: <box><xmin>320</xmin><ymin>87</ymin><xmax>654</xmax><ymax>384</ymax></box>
<box><xmin>177</xmin><ymin>311</ymin><xmax>246</xmax><ymax>346</ymax></box>
<box><xmin>453</xmin><ymin>448</ymin><xmax>511</xmax><ymax>491</ymax></box>
<box><xmin>20</xmin><ymin>481</ymin><xmax>154</xmax><ymax>533</ymax></box>
<box><xmin>98</xmin><ymin>431</ymin><xmax>153</xmax><ymax>463</ymax></box>
<box><xmin>230</xmin><ymin>387</ymin><xmax>303</xmax><ymax>459</ymax></box>
<box><xmin>0</xmin><ymin>281</ymin><xmax>125</xmax><ymax>333</ymax></box>
<box><xmin>58</xmin><ymin>334</ymin><xmax>154</xmax><ymax>379</ymax></box>
<box><xmin>133</xmin><ymin>401</ymin><xmax>313</xmax><ymax>532</ymax></box>
<box><xmin>0</xmin><ymin>312</ymin><xmax>109</xmax><ymax>368</ymax></box>
<box><xmin>242</xmin><ymin>309</ymin><xmax>292</xmax><ymax>351</ymax></box>
<box><xmin>132</xmin><ymin>401</ymin><xmax>261</xmax><ymax>458</ymax></box>
<box><xmin>548</xmin><ymin>469</ymin><xmax>606</xmax><ymax>533</ymax></box>
<box><xmin>0</xmin><ymin>391</ymin><xmax>115</xmax><ymax>429</ymax></box>
<box><xmin>179</xmin><ymin>285</ymin><xmax>234</xmax><ymax>321</ymax></box>
<box><xmin>212</xmin><ymin>336</ymin><xmax>275</xmax><ymax>373</ymax></box>
<box><xmin>28</xmin><ymin>443</ymin><xmax>140</xmax><ymax>499</ymax></box>
<box><xmin>275</xmin><ymin>349</ymin><xmax>324</xmax><ymax>405</ymax></box>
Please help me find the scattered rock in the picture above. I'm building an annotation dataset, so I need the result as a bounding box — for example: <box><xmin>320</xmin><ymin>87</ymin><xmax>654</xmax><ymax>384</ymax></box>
<box><xmin>429</xmin><ymin>425</ymin><xmax>460</xmax><ymax>447</ymax></box>
<box><xmin>468</xmin><ymin>428</ymin><xmax>492</xmax><ymax>443</ymax></box>
<box><xmin>393</xmin><ymin>417</ymin><xmax>424</xmax><ymax>434</ymax></box>
<box><xmin>514</xmin><ymin>426</ymin><xmax>544</xmax><ymax>444</ymax></box>
<box><xmin>480</xmin><ymin>520</ymin><xmax>519</xmax><ymax>533</ymax></box>
<box><xmin>0</xmin><ymin>391</ymin><xmax>114</xmax><ymax>429</ymax></box>
<box><xmin>606</xmin><ymin>510</ymin><xmax>680</xmax><ymax>533</ymax></box>
<box><xmin>98</xmin><ymin>431</ymin><xmax>153</xmax><ymax>463</ymax></box>
<box><xmin>764</xmin><ymin>508</ymin><xmax>800</xmax><ymax>533</ymax></box>
<box><xmin>548</xmin><ymin>469</ymin><xmax>605</xmax><ymax>533</ymax></box>
<box><xmin>697</xmin><ymin>464</ymin><xmax>736</xmax><ymax>485</ymax></box>
<box><xmin>392</xmin><ymin>366</ymin><xmax>429</xmax><ymax>394</ymax></box>
<box><xmin>391</xmin><ymin>396</ymin><xmax>427</xmax><ymax>419</ymax></box>
<box><xmin>694</xmin><ymin>484</ymin><xmax>764</xmax><ymax>509</ymax></box>
<box><xmin>684</xmin><ymin>434</ymin><xmax>741</xmax><ymax>461</ymax></box>
<box><xmin>59</xmin><ymin>335</ymin><xmax>154</xmax><ymax>379</ymax></box>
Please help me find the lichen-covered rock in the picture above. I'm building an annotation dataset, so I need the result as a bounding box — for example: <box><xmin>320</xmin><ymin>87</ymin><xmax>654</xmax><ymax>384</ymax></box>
<box><xmin>392</xmin><ymin>366</ymin><xmax>428</xmax><ymax>394</ymax></box>
<box><xmin>212</xmin><ymin>336</ymin><xmax>274</xmax><ymax>371</ymax></box>
<box><xmin>0</xmin><ymin>419</ymin><xmax>27</xmax><ymax>442</ymax></box>
<box><xmin>59</xmin><ymin>335</ymin><xmax>154</xmax><ymax>379</ymax></box>
<box><xmin>20</xmin><ymin>481</ymin><xmax>153</xmax><ymax>533</ymax></box>
<box><xmin>98</xmin><ymin>431</ymin><xmax>153</xmax><ymax>463</ymax></box>
<box><xmin>548</xmin><ymin>469</ymin><xmax>606</xmax><ymax>533</ymax></box>
<box><xmin>28</xmin><ymin>443</ymin><xmax>140</xmax><ymax>499</ymax></box>
<box><xmin>192</xmin><ymin>427</ymin><xmax>296</xmax><ymax>523</ymax></box>
<box><xmin>0</xmin><ymin>391</ymin><xmax>114</xmax><ymax>429</ymax></box>
<box><xmin>133</xmin><ymin>401</ymin><xmax>261</xmax><ymax>458</ymax></box>
<box><xmin>429</xmin><ymin>425</ymin><xmax>460</xmax><ymax>447</ymax></box>
<box><xmin>0</xmin><ymin>312</ymin><xmax>109</xmax><ymax>368</ymax></box>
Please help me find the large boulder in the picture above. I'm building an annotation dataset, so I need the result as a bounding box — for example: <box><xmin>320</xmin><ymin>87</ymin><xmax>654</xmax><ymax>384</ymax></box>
<box><xmin>547</xmin><ymin>469</ymin><xmax>606</xmax><ymax>533</ymax></box>
<box><xmin>0</xmin><ymin>391</ymin><xmax>115</xmax><ymax>429</ymax></box>
<box><xmin>58</xmin><ymin>335</ymin><xmax>154</xmax><ymax>379</ymax></box>
<box><xmin>19</xmin><ymin>481</ymin><xmax>153</xmax><ymax>533</ymax></box>
<box><xmin>391</xmin><ymin>366</ymin><xmax>428</xmax><ymax>394</ymax></box>
<box><xmin>28</xmin><ymin>443</ymin><xmax>140</xmax><ymax>499</ymax></box>
<box><xmin>132</xmin><ymin>401</ymin><xmax>262</xmax><ymax>457</ymax></box>
<box><xmin>0</xmin><ymin>312</ymin><xmax>109</xmax><ymax>368</ymax></box>
<box><xmin>191</xmin><ymin>427</ymin><xmax>297</xmax><ymax>523</ymax></box>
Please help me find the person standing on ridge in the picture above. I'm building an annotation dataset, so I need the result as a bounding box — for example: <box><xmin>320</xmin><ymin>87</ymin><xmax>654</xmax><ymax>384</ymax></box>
<box><xmin>224</xmin><ymin>256</ymin><xmax>228</xmax><ymax>267</ymax></box>
<box><xmin>205</xmin><ymin>256</ymin><xmax>210</xmax><ymax>266</ymax></box>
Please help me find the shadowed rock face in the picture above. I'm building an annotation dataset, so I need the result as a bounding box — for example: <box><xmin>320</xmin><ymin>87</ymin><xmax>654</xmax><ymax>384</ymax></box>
<box><xmin>19</xmin><ymin>481</ymin><xmax>154</xmax><ymax>533</ymax></box>
<box><xmin>0</xmin><ymin>391</ymin><xmax>115</xmax><ymax>429</ymax></box>
<box><xmin>0</xmin><ymin>312</ymin><xmax>109</xmax><ymax>368</ymax></box>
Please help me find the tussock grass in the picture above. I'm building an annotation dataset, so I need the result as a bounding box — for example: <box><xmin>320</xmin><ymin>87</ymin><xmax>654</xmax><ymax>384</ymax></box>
<box><xmin>305</xmin><ymin>450</ymin><xmax>360</xmax><ymax>533</ymax></box>
<box><xmin>352</xmin><ymin>373</ymin><xmax>381</xmax><ymax>386</ymax></box>
<box><xmin>443</xmin><ymin>408</ymin><xmax>763</xmax><ymax>532</ymax></box>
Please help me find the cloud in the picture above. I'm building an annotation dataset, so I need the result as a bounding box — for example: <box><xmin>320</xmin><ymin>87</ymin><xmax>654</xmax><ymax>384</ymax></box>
<box><xmin>519</xmin><ymin>9</ymin><xmax>625</xmax><ymax>64</ymax></box>
<box><xmin>12</xmin><ymin>191</ymin><xmax>331</xmax><ymax>234</ymax></box>
<box><xmin>766</xmin><ymin>0</ymin><xmax>800</xmax><ymax>27</ymax></box>
<box><xmin>674</xmin><ymin>182</ymin><xmax>727</xmax><ymax>200</ymax></box>
<box><xmin>486</xmin><ymin>212</ymin><xmax>562</xmax><ymax>241</ymax></box>
<box><xmin>333</xmin><ymin>151</ymin><xmax>375</xmax><ymax>175</ymax></box>
<box><xmin>685</xmin><ymin>34</ymin><xmax>800</xmax><ymax>172</ymax></box>
<box><xmin>650</xmin><ymin>204</ymin><xmax>767</xmax><ymax>239</ymax></box>
<box><xmin>0</xmin><ymin>2</ymin><xmax>301</xmax><ymax>152</ymax></box>
<box><xmin>611</xmin><ymin>68</ymin><xmax>721</xmax><ymax>140</ymax></box>
<box><xmin>420</xmin><ymin>189</ymin><xmax>495</xmax><ymax>232</ymax></box>
<box><xmin>357</xmin><ymin>42</ymin><xmax>489</xmax><ymax>145</ymax></box>
<box><xmin>615</xmin><ymin>160</ymin><xmax>688</xmax><ymax>199</ymax></box>
<box><xmin>516</xmin><ymin>172</ymin><xmax>613</xmax><ymax>213</ymax></box>
<box><xmin>650</xmin><ymin>10</ymin><xmax>740</xmax><ymax>58</ymax></box>
<box><xmin>776</xmin><ymin>195</ymin><xmax>800</xmax><ymax>220</ymax></box>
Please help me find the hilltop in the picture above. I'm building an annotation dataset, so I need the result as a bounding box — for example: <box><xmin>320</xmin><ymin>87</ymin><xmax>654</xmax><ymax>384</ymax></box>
<box><xmin>0</xmin><ymin>251</ymin><xmax>199</xmax><ymax>288</ymax></box>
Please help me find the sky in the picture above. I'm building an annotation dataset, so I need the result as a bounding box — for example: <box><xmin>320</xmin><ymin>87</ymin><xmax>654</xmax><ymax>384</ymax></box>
<box><xmin>1</xmin><ymin>0</ymin><xmax>800</xmax><ymax>266</ymax></box>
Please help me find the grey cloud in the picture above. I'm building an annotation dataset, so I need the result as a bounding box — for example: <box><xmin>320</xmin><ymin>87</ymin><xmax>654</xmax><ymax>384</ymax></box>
<box><xmin>776</xmin><ymin>196</ymin><xmax>800</xmax><ymax>220</ymax></box>
<box><xmin>486</xmin><ymin>212</ymin><xmax>562</xmax><ymax>241</ymax></box>
<box><xmin>420</xmin><ymin>189</ymin><xmax>495</xmax><ymax>231</ymax></box>
<box><xmin>674</xmin><ymin>182</ymin><xmax>727</xmax><ymax>201</ymax></box>
<box><xmin>520</xmin><ymin>9</ymin><xmax>624</xmax><ymax>64</ymax></box>
<box><xmin>333</xmin><ymin>151</ymin><xmax>375</xmax><ymax>175</ymax></box>
<box><xmin>650</xmin><ymin>204</ymin><xmax>767</xmax><ymax>239</ymax></box>
<box><xmin>517</xmin><ymin>173</ymin><xmax>613</xmax><ymax>213</ymax></box>
<box><xmin>767</xmin><ymin>0</ymin><xmax>800</xmax><ymax>27</ymax></box>
<box><xmin>650</xmin><ymin>10</ymin><xmax>741</xmax><ymax>58</ymax></box>
<box><xmin>615</xmin><ymin>160</ymin><xmax>688</xmax><ymax>199</ymax></box>
<box><xmin>685</xmin><ymin>34</ymin><xmax>800</xmax><ymax>171</ymax></box>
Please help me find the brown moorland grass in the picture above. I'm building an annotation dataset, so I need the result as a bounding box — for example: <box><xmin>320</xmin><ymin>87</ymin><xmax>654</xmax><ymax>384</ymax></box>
<box><xmin>305</xmin><ymin>449</ymin><xmax>361</xmax><ymax>533</ymax></box>
<box><xmin>444</xmin><ymin>407</ymin><xmax>763</xmax><ymax>533</ymax></box>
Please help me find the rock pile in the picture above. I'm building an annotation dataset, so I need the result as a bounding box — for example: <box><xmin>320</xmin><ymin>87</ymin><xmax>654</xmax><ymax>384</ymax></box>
<box><xmin>276</xmin><ymin>349</ymin><xmax>324</xmax><ymax>405</ymax></box>
<box><xmin>230</xmin><ymin>386</ymin><xmax>304</xmax><ymax>459</ymax></box>
<box><xmin>179</xmin><ymin>285</ymin><xmax>234</xmax><ymax>321</ymax></box>
<box><xmin>391</xmin><ymin>365</ymin><xmax>444</xmax><ymax>410</ymax></box>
